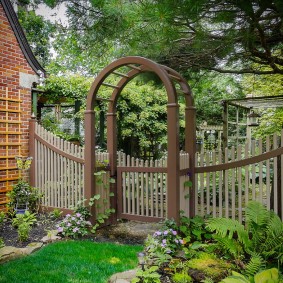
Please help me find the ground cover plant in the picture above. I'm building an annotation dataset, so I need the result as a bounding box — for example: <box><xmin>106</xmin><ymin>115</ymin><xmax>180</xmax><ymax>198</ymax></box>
<box><xmin>133</xmin><ymin>201</ymin><xmax>283</xmax><ymax>282</ymax></box>
<box><xmin>0</xmin><ymin>241</ymin><xmax>142</xmax><ymax>283</ymax></box>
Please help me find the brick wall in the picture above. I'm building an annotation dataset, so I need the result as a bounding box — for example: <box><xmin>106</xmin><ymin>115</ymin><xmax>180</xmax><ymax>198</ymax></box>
<box><xmin>0</xmin><ymin>3</ymin><xmax>39</xmax><ymax>209</ymax></box>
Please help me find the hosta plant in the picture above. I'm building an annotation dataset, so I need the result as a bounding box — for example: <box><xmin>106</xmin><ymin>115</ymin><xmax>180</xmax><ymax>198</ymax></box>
<box><xmin>220</xmin><ymin>268</ymin><xmax>281</xmax><ymax>283</ymax></box>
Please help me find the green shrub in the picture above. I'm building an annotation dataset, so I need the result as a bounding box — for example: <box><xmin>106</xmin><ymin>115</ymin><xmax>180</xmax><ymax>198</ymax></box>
<box><xmin>12</xmin><ymin>211</ymin><xmax>37</xmax><ymax>228</ymax></box>
<box><xmin>56</xmin><ymin>212</ymin><xmax>91</xmax><ymax>238</ymax></box>
<box><xmin>17</xmin><ymin>222</ymin><xmax>31</xmax><ymax>242</ymax></box>
<box><xmin>7</xmin><ymin>180</ymin><xmax>43</xmax><ymax>213</ymax></box>
<box><xmin>49</xmin><ymin>208</ymin><xmax>63</xmax><ymax>220</ymax></box>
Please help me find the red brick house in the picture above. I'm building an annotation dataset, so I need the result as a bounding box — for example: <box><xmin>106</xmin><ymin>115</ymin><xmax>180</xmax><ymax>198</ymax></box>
<box><xmin>0</xmin><ymin>0</ymin><xmax>46</xmax><ymax>210</ymax></box>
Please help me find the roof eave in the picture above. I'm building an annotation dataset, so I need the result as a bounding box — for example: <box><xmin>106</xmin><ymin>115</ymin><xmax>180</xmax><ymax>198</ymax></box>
<box><xmin>0</xmin><ymin>0</ymin><xmax>46</xmax><ymax>76</ymax></box>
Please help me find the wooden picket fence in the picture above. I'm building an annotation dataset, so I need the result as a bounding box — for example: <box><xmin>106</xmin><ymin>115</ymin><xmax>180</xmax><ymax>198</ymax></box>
<box><xmin>195</xmin><ymin>131</ymin><xmax>283</xmax><ymax>222</ymax></box>
<box><xmin>33</xmin><ymin>123</ymin><xmax>110</xmax><ymax>212</ymax></box>
<box><xmin>32</xmin><ymin>122</ymin><xmax>283</xmax><ymax>222</ymax></box>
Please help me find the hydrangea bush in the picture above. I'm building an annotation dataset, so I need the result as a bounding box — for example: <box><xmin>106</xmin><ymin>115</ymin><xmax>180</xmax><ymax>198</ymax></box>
<box><xmin>56</xmin><ymin>213</ymin><xmax>91</xmax><ymax>238</ymax></box>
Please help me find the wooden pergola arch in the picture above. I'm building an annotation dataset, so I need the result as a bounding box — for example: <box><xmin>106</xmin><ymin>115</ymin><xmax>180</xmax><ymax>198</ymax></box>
<box><xmin>84</xmin><ymin>56</ymin><xmax>196</xmax><ymax>223</ymax></box>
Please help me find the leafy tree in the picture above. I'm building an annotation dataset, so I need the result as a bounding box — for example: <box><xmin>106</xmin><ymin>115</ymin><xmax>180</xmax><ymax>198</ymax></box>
<box><xmin>241</xmin><ymin>72</ymin><xmax>283</xmax><ymax>138</ymax></box>
<box><xmin>191</xmin><ymin>72</ymin><xmax>244</xmax><ymax>125</ymax></box>
<box><xmin>41</xmin><ymin>0</ymin><xmax>283</xmax><ymax>75</ymax></box>
<box><xmin>15</xmin><ymin>1</ymin><xmax>55</xmax><ymax>67</ymax></box>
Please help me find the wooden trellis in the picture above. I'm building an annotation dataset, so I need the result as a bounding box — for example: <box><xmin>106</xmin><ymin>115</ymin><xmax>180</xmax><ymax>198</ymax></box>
<box><xmin>0</xmin><ymin>87</ymin><xmax>22</xmax><ymax>211</ymax></box>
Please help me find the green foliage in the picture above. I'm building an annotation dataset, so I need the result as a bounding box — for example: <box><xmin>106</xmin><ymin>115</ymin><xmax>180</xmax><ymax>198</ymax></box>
<box><xmin>172</xmin><ymin>272</ymin><xmax>192</xmax><ymax>283</ymax></box>
<box><xmin>57</xmin><ymin>169</ymin><xmax>115</xmax><ymax>238</ymax></box>
<box><xmin>206</xmin><ymin>201</ymin><xmax>283</xmax><ymax>272</ymax></box>
<box><xmin>91</xmin><ymin>170</ymin><xmax>115</xmax><ymax>233</ymax></box>
<box><xmin>177</xmin><ymin>214</ymin><xmax>213</xmax><ymax>244</ymax></box>
<box><xmin>132</xmin><ymin>265</ymin><xmax>161</xmax><ymax>283</ymax></box>
<box><xmin>12</xmin><ymin>211</ymin><xmax>37</xmax><ymax>228</ymax></box>
<box><xmin>220</xmin><ymin>271</ymin><xmax>250</xmax><ymax>283</ymax></box>
<box><xmin>245</xmin><ymin>255</ymin><xmax>265</xmax><ymax>278</ymax></box>
<box><xmin>56</xmin><ymin>212</ymin><xmax>91</xmax><ymax>238</ymax></box>
<box><xmin>42</xmin><ymin>0</ymin><xmax>283</xmax><ymax>75</ymax></box>
<box><xmin>220</xmin><ymin>268</ymin><xmax>281</xmax><ymax>283</ymax></box>
<box><xmin>41</xmin><ymin>74</ymin><xmax>92</xmax><ymax>103</ymax></box>
<box><xmin>0</xmin><ymin>212</ymin><xmax>5</xmax><ymax>226</ymax></box>
<box><xmin>186</xmin><ymin>252</ymin><xmax>231</xmax><ymax>281</ymax></box>
<box><xmin>17</xmin><ymin>222</ymin><xmax>31</xmax><ymax>242</ymax></box>
<box><xmin>12</xmin><ymin>211</ymin><xmax>36</xmax><ymax>242</ymax></box>
<box><xmin>7</xmin><ymin>181</ymin><xmax>43</xmax><ymax>213</ymax></box>
<box><xmin>17</xmin><ymin>5</ymin><xmax>55</xmax><ymax>67</ymax></box>
<box><xmin>0</xmin><ymin>237</ymin><xmax>4</xmax><ymax>248</ymax></box>
<box><xmin>254</xmin><ymin>268</ymin><xmax>280</xmax><ymax>283</ymax></box>
<box><xmin>49</xmin><ymin>208</ymin><xmax>63</xmax><ymax>220</ymax></box>
<box><xmin>143</xmin><ymin>234</ymin><xmax>172</xmax><ymax>267</ymax></box>
<box><xmin>72</xmin><ymin>199</ymin><xmax>92</xmax><ymax>220</ymax></box>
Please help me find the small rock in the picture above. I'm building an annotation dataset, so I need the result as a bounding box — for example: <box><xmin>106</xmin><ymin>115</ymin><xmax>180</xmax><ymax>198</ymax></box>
<box><xmin>108</xmin><ymin>269</ymin><xmax>137</xmax><ymax>283</ymax></box>
<box><xmin>26</xmin><ymin>242</ymin><xmax>43</xmax><ymax>254</ymax></box>
<box><xmin>0</xmin><ymin>246</ymin><xmax>26</xmax><ymax>264</ymax></box>
<box><xmin>41</xmin><ymin>235</ymin><xmax>61</xmax><ymax>243</ymax></box>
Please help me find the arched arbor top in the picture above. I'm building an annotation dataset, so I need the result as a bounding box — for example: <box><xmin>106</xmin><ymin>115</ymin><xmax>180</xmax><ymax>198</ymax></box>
<box><xmin>86</xmin><ymin>56</ymin><xmax>194</xmax><ymax>112</ymax></box>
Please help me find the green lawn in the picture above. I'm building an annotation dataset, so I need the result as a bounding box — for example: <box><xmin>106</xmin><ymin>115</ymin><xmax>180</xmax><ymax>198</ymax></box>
<box><xmin>0</xmin><ymin>241</ymin><xmax>142</xmax><ymax>283</ymax></box>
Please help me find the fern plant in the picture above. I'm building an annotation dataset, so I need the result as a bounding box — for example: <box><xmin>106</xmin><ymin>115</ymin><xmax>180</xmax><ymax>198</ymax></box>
<box><xmin>206</xmin><ymin>201</ymin><xmax>283</xmax><ymax>275</ymax></box>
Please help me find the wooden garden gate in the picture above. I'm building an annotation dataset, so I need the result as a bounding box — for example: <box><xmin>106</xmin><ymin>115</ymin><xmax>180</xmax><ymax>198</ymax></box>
<box><xmin>116</xmin><ymin>152</ymin><xmax>190</xmax><ymax>222</ymax></box>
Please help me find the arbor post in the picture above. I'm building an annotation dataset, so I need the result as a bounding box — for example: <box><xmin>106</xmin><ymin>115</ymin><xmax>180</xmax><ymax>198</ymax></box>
<box><xmin>167</xmin><ymin>103</ymin><xmax>180</xmax><ymax>223</ymax></box>
<box><xmin>84</xmin><ymin>110</ymin><xmax>96</xmax><ymax>223</ymax></box>
<box><xmin>185</xmin><ymin>105</ymin><xmax>196</xmax><ymax>217</ymax></box>
<box><xmin>107</xmin><ymin>111</ymin><xmax>118</xmax><ymax>224</ymax></box>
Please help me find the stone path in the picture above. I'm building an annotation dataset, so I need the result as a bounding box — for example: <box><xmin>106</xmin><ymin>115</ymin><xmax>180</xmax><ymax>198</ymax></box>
<box><xmin>106</xmin><ymin>221</ymin><xmax>162</xmax><ymax>283</ymax></box>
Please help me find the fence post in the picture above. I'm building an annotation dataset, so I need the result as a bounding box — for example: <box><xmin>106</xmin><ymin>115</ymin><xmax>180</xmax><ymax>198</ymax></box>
<box><xmin>29</xmin><ymin>115</ymin><xmax>36</xmax><ymax>187</ymax></box>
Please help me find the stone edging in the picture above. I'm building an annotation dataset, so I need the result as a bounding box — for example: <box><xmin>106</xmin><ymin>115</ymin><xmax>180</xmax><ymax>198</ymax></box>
<box><xmin>0</xmin><ymin>230</ymin><xmax>61</xmax><ymax>264</ymax></box>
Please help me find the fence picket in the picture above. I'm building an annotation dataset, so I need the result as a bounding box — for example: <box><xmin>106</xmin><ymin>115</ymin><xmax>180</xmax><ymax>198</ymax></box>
<box><xmin>273</xmin><ymin>134</ymin><xmax>278</xmax><ymax>214</ymax></box>
<box><xmin>266</xmin><ymin>136</ymin><xmax>271</xmax><ymax>210</ymax></box>
<box><xmin>212</xmin><ymin>150</ymin><xmax>216</xmax><ymax>217</ymax></box>
<box><xmin>218</xmin><ymin>150</ymin><xmax>223</xmax><ymax>218</ymax></box>
<box><xmin>224</xmin><ymin>147</ymin><xmax>229</xmax><ymax>218</ymax></box>
<box><xmin>237</xmin><ymin>145</ymin><xmax>242</xmax><ymax>223</ymax></box>
<box><xmin>258</xmin><ymin>138</ymin><xmax>263</xmax><ymax>202</ymax></box>
<box><xmin>231</xmin><ymin>146</ymin><xmax>235</xmax><ymax>220</ymax></box>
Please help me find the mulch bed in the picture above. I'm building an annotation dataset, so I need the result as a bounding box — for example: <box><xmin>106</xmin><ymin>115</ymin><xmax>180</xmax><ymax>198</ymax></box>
<box><xmin>0</xmin><ymin>213</ymin><xmax>145</xmax><ymax>248</ymax></box>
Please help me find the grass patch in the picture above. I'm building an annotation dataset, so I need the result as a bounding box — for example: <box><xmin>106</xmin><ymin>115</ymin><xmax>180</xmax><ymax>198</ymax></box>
<box><xmin>0</xmin><ymin>240</ymin><xmax>142</xmax><ymax>283</ymax></box>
